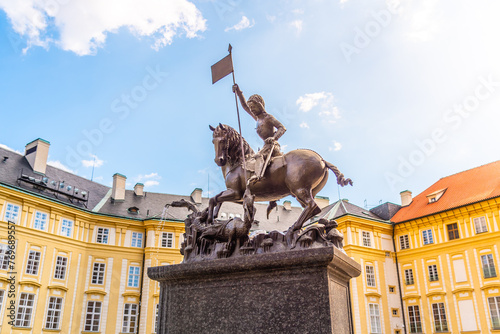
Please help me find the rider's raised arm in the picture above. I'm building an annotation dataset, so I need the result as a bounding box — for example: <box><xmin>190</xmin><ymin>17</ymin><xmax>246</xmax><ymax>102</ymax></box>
<box><xmin>232</xmin><ymin>84</ymin><xmax>256</xmax><ymax>120</ymax></box>
<box><xmin>269</xmin><ymin>115</ymin><xmax>286</xmax><ymax>141</ymax></box>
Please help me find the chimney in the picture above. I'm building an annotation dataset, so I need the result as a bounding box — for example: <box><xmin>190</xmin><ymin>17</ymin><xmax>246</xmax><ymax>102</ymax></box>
<box><xmin>25</xmin><ymin>138</ymin><xmax>50</xmax><ymax>174</ymax></box>
<box><xmin>112</xmin><ymin>173</ymin><xmax>126</xmax><ymax>202</ymax></box>
<box><xmin>134</xmin><ymin>183</ymin><xmax>144</xmax><ymax>197</ymax></box>
<box><xmin>314</xmin><ymin>195</ymin><xmax>329</xmax><ymax>209</ymax></box>
<box><xmin>400</xmin><ymin>190</ymin><xmax>412</xmax><ymax>207</ymax></box>
<box><xmin>191</xmin><ymin>188</ymin><xmax>202</xmax><ymax>204</ymax></box>
<box><xmin>283</xmin><ymin>200</ymin><xmax>292</xmax><ymax>211</ymax></box>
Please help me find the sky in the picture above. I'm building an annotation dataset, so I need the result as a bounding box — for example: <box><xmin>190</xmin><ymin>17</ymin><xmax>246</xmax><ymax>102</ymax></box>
<box><xmin>0</xmin><ymin>0</ymin><xmax>499</xmax><ymax>211</ymax></box>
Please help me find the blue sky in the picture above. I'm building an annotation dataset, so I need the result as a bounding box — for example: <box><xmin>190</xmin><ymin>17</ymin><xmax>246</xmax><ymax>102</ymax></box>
<box><xmin>1</xmin><ymin>0</ymin><xmax>499</xmax><ymax>210</ymax></box>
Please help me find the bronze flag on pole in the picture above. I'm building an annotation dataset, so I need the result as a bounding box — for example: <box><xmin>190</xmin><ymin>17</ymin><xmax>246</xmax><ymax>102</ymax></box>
<box><xmin>211</xmin><ymin>47</ymin><xmax>233</xmax><ymax>84</ymax></box>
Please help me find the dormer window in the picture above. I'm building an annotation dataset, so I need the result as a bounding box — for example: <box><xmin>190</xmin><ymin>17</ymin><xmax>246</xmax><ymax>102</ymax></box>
<box><xmin>426</xmin><ymin>188</ymin><xmax>447</xmax><ymax>204</ymax></box>
<box><xmin>128</xmin><ymin>207</ymin><xmax>139</xmax><ymax>214</ymax></box>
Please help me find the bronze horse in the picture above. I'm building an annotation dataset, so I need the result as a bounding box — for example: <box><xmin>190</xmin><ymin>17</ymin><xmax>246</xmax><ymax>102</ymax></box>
<box><xmin>208</xmin><ymin>123</ymin><xmax>352</xmax><ymax>242</ymax></box>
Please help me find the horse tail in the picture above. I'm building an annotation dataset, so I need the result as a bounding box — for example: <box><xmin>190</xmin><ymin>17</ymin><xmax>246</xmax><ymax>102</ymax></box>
<box><xmin>323</xmin><ymin>160</ymin><xmax>353</xmax><ymax>187</ymax></box>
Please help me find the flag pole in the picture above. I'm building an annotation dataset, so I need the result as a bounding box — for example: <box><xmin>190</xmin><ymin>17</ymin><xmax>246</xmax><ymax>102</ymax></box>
<box><xmin>229</xmin><ymin>45</ymin><xmax>248</xmax><ymax>184</ymax></box>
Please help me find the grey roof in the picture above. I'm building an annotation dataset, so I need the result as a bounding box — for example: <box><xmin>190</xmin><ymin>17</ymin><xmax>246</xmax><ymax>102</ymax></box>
<box><xmin>312</xmin><ymin>199</ymin><xmax>390</xmax><ymax>223</ymax></box>
<box><xmin>369</xmin><ymin>202</ymin><xmax>401</xmax><ymax>220</ymax></box>
<box><xmin>0</xmin><ymin>147</ymin><xmax>109</xmax><ymax>210</ymax></box>
<box><xmin>0</xmin><ymin>145</ymin><xmax>302</xmax><ymax>231</ymax></box>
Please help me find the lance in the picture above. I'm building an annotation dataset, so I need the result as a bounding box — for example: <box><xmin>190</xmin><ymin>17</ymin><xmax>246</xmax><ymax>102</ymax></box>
<box><xmin>211</xmin><ymin>44</ymin><xmax>248</xmax><ymax>184</ymax></box>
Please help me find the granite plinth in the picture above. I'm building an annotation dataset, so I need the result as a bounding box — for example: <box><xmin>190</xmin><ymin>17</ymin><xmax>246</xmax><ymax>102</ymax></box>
<box><xmin>148</xmin><ymin>246</ymin><xmax>361</xmax><ymax>334</ymax></box>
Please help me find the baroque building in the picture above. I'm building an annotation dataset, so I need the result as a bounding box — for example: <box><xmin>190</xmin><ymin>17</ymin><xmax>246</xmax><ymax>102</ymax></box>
<box><xmin>0</xmin><ymin>138</ymin><xmax>301</xmax><ymax>334</ymax></box>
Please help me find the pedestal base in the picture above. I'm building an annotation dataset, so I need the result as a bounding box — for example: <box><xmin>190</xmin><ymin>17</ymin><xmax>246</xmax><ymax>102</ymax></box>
<box><xmin>148</xmin><ymin>247</ymin><xmax>361</xmax><ymax>334</ymax></box>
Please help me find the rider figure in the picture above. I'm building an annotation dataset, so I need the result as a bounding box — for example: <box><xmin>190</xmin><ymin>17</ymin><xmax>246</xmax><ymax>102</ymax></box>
<box><xmin>233</xmin><ymin>84</ymin><xmax>286</xmax><ymax>185</ymax></box>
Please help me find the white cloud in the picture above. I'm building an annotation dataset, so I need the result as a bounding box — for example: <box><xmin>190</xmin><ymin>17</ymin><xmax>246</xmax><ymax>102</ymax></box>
<box><xmin>292</xmin><ymin>9</ymin><xmax>304</xmax><ymax>15</ymax></box>
<box><xmin>329</xmin><ymin>141</ymin><xmax>342</xmax><ymax>152</ymax></box>
<box><xmin>0</xmin><ymin>0</ymin><xmax>206</xmax><ymax>55</ymax></box>
<box><xmin>47</xmin><ymin>160</ymin><xmax>76</xmax><ymax>173</ymax></box>
<box><xmin>81</xmin><ymin>154</ymin><xmax>104</xmax><ymax>168</ymax></box>
<box><xmin>296</xmin><ymin>92</ymin><xmax>341</xmax><ymax>122</ymax></box>
<box><xmin>144</xmin><ymin>180</ymin><xmax>159</xmax><ymax>187</ymax></box>
<box><xmin>0</xmin><ymin>143</ymin><xmax>22</xmax><ymax>154</ymax></box>
<box><xmin>299</xmin><ymin>122</ymin><xmax>309</xmax><ymax>129</ymax></box>
<box><xmin>266</xmin><ymin>15</ymin><xmax>276</xmax><ymax>23</ymax></box>
<box><xmin>225</xmin><ymin>16</ymin><xmax>255</xmax><ymax>32</ymax></box>
<box><xmin>290</xmin><ymin>20</ymin><xmax>303</xmax><ymax>34</ymax></box>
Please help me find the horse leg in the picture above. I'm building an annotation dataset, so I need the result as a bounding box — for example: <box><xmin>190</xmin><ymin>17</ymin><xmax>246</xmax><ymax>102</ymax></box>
<box><xmin>286</xmin><ymin>188</ymin><xmax>321</xmax><ymax>247</ymax></box>
<box><xmin>207</xmin><ymin>189</ymin><xmax>242</xmax><ymax>224</ymax></box>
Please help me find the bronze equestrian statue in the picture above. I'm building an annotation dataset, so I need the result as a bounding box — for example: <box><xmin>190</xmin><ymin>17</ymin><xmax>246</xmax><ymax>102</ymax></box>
<box><xmin>208</xmin><ymin>123</ymin><xmax>352</xmax><ymax>245</ymax></box>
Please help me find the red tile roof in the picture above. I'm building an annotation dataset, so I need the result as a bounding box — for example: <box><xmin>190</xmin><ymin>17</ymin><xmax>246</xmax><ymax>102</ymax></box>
<box><xmin>392</xmin><ymin>160</ymin><xmax>500</xmax><ymax>223</ymax></box>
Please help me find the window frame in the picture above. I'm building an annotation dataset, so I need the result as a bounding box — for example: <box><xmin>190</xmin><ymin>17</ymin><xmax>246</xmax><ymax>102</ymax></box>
<box><xmin>432</xmin><ymin>302</ymin><xmax>448</xmax><ymax>332</ymax></box>
<box><xmin>488</xmin><ymin>296</ymin><xmax>500</xmax><ymax>330</ymax></box>
<box><xmin>161</xmin><ymin>232</ymin><xmax>174</xmax><ymax>248</ymax></box>
<box><xmin>25</xmin><ymin>250</ymin><xmax>41</xmax><ymax>275</ymax></box>
<box><xmin>366</xmin><ymin>265</ymin><xmax>376</xmax><ymax>288</ymax></box>
<box><xmin>428</xmin><ymin>264</ymin><xmax>439</xmax><ymax>282</ymax></box>
<box><xmin>96</xmin><ymin>227</ymin><xmax>109</xmax><ymax>244</ymax></box>
<box><xmin>408</xmin><ymin>305</ymin><xmax>422</xmax><ymax>333</ymax></box>
<box><xmin>369</xmin><ymin>303</ymin><xmax>382</xmax><ymax>333</ymax></box>
<box><xmin>481</xmin><ymin>254</ymin><xmax>497</xmax><ymax>279</ymax></box>
<box><xmin>422</xmin><ymin>229</ymin><xmax>434</xmax><ymax>245</ymax></box>
<box><xmin>84</xmin><ymin>300</ymin><xmax>102</xmax><ymax>332</ymax></box>
<box><xmin>127</xmin><ymin>266</ymin><xmax>140</xmax><ymax>288</ymax></box>
<box><xmin>60</xmin><ymin>219</ymin><xmax>73</xmax><ymax>237</ymax></box>
<box><xmin>33</xmin><ymin>211</ymin><xmax>48</xmax><ymax>231</ymax></box>
<box><xmin>122</xmin><ymin>303</ymin><xmax>139</xmax><ymax>333</ymax></box>
<box><xmin>4</xmin><ymin>202</ymin><xmax>20</xmax><ymax>223</ymax></box>
<box><xmin>15</xmin><ymin>292</ymin><xmax>35</xmax><ymax>328</ymax></box>
<box><xmin>405</xmin><ymin>268</ymin><xmax>414</xmax><ymax>285</ymax></box>
<box><xmin>45</xmin><ymin>296</ymin><xmax>63</xmax><ymax>330</ymax></box>
<box><xmin>91</xmin><ymin>262</ymin><xmax>106</xmax><ymax>285</ymax></box>
<box><xmin>362</xmin><ymin>231</ymin><xmax>372</xmax><ymax>247</ymax></box>
<box><xmin>0</xmin><ymin>244</ymin><xmax>9</xmax><ymax>270</ymax></box>
<box><xmin>447</xmin><ymin>223</ymin><xmax>459</xmax><ymax>240</ymax></box>
<box><xmin>131</xmin><ymin>232</ymin><xmax>143</xmax><ymax>248</ymax></box>
<box><xmin>473</xmin><ymin>216</ymin><xmax>488</xmax><ymax>234</ymax></box>
<box><xmin>399</xmin><ymin>234</ymin><xmax>410</xmax><ymax>250</ymax></box>
<box><xmin>54</xmin><ymin>256</ymin><xmax>67</xmax><ymax>280</ymax></box>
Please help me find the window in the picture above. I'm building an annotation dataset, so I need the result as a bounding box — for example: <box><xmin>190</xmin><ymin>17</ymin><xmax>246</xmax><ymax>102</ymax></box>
<box><xmin>369</xmin><ymin>303</ymin><xmax>381</xmax><ymax>333</ymax></box>
<box><xmin>408</xmin><ymin>305</ymin><xmax>422</xmax><ymax>333</ymax></box>
<box><xmin>131</xmin><ymin>232</ymin><xmax>143</xmax><ymax>248</ymax></box>
<box><xmin>91</xmin><ymin>262</ymin><xmax>106</xmax><ymax>285</ymax></box>
<box><xmin>161</xmin><ymin>232</ymin><xmax>174</xmax><ymax>248</ymax></box>
<box><xmin>15</xmin><ymin>293</ymin><xmax>35</xmax><ymax>327</ymax></box>
<box><xmin>362</xmin><ymin>231</ymin><xmax>372</xmax><ymax>247</ymax></box>
<box><xmin>0</xmin><ymin>290</ymin><xmax>5</xmax><ymax>315</ymax></box>
<box><xmin>428</xmin><ymin>264</ymin><xmax>439</xmax><ymax>281</ymax></box>
<box><xmin>447</xmin><ymin>223</ymin><xmax>459</xmax><ymax>240</ymax></box>
<box><xmin>422</xmin><ymin>229</ymin><xmax>434</xmax><ymax>245</ymax></box>
<box><xmin>0</xmin><ymin>244</ymin><xmax>9</xmax><ymax>270</ymax></box>
<box><xmin>366</xmin><ymin>265</ymin><xmax>376</xmax><ymax>287</ymax></box>
<box><xmin>128</xmin><ymin>266</ymin><xmax>140</xmax><ymax>287</ymax></box>
<box><xmin>54</xmin><ymin>256</ymin><xmax>67</xmax><ymax>280</ymax></box>
<box><xmin>489</xmin><ymin>296</ymin><xmax>500</xmax><ymax>330</ymax></box>
<box><xmin>482</xmin><ymin>254</ymin><xmax>497</xmax><ymax>278</ymax></box>
<box><xmin>4</xmin><ymin>203</ymin><xmax>20</xmax><ymax>223</ymax></box>
<box><xmin>392</xmin><ymin>308</ymin><xmax>399</xmax><ymax>316</ymax></box>
<box><xmin>474</xmin><ymin>216</ymin><xmax>488</xmax><ymax>234</ymax></box>
<box><xmin>96</xmin><ymin>228</ymin><xmax>109</xmax><ymax>244</ymax></box>
<box><xmin>25</xmin><ymin>250</ymin><xmax>41</xmax><ymax>275</ymax></box>
<box><xmin>122</xmin><ymin>303</ymin><xmax>138</xmax><ymax>333</ymax></box>
<box><xmin>45</xmin><ymin>296</ymin><xmax>63</xmax><ymax>329</ymax></box>
<box><xmin>84</xmin><ymin>301</ymin><xmax>102</xmax><ymax>332</ymax></box>
<box><xmin>61</xmin><ymin>219</ymin><xmax>73</xmax><ymax>237</ymax></box>
<box><xmin>33</xmin><ymin>211</ymin><xmax>48</xmax><ymax>231</ymax></box>
<box><xmin>405</xmin><ymin>269</ymin><xmax>414</xmax><ymax>285</ymax></box>
<box><xmin>389</xmin><ymin>286</ymin><xmax>395</xmax><ymax>293</ymax></box>
<box><xmin>432</xmin><ymin>302</ymin><xmax>448</xmax><ymax>332</ymax></box>
<box><xmin>400</xmin><ymin>235</ymin><xmax>410</xmax><ymax>250</ymax></box>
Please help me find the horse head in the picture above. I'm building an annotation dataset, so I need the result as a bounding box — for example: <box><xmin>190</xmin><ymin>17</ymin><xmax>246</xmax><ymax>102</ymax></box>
<box><xmin>210</xmin><ymin>123</ymin><xmax>229</xmax><ymax>166</ymax></box>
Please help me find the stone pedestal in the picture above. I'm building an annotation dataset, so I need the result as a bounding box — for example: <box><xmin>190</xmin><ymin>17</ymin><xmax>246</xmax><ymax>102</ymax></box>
<box><xmin>148</xmin><ymin>246</ymin><xmax>360</xmax><ymax>334</ymax></box>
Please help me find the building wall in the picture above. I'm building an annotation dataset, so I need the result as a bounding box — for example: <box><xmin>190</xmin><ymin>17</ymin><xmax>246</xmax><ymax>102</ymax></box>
<box><xmin>339</xmin><ymin>215</ymin><xmax>404</xmax><ymax>334</ymax></box>
<box><xmin>394</xmin><ymin>197</ymin><xmax>500</xmax><ymax>334</ymax></box>
<box><xmin>0</xmin><ymin>184</ymin><xmax>183</xmax><ymax>334</ymax></box>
